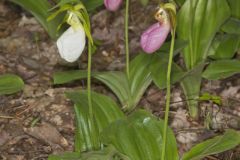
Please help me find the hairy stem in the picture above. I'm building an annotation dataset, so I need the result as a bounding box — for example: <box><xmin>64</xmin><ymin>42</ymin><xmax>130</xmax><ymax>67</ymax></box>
<box><xmin>161</xmin><ymin>30</ymin><xmax>176</xmax><ymax>160</ymax></box>
<box><xmin>125</xmin><ymin>0</ymin><xmax>130</xmax><ymax>79</ymax></box>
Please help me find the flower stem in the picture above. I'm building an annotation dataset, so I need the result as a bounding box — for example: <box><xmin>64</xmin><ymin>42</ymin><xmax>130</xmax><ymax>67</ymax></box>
<box><xmin>189</xmin><ymin>0</ymin><xmax>194</xmax><ymax>69</ymax></box>
<box><xmin>87</xmin><ymin>42</ymin><xmax>93</xmax><ymax>123</ymax></box>
<box><xmin>125</xmin><ymin>0</ymin><xmax>130</xmax><ymax>79</ymax></box>
<box><xmin>161</xmin><ymin>30</ymin><xmax>176</xmax><ymax>160</ymax></box>
<box><xmin>87</xmin><ymin>41</ymin><xmax>99</xmax><ymax>149</ymax></box>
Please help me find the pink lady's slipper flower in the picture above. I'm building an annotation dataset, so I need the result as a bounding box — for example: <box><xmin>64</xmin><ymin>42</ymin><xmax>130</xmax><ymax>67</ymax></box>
<box><xmin>140</xmin><ymin>8</ymin><xmax>171</xmax><ymax>54</ymax></box>
<box><xmin>104</xmin><ymin>0</ymin><xmax>122</xmax><ymax>11</ymax></box>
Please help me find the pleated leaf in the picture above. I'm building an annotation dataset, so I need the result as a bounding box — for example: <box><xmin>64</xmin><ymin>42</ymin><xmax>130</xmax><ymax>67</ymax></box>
<box><xmin>65</xmin><ymin>90</ymin><xmax>124</xmax><ymax>152</ymax></box>
<box><xmin>101</xmin><ymin>110</ymin><xmax>179</xmax><ymax>160</ymax></box>
<box><xmin>227</xmin><ymin>0</ymin><xmax>240</xmax><ymax>18</ymax></box>
<box><xmin>81</xmin><ymin>0</ymin><xmax>103</xmax><ymax>11</ymax></box>
<box><xmin>149</xmin><ymin>39</ymin><xmax>187</xmax><ymax>89</ymax></box>
<box><xmin>10</xmin><ymin>0</ymin><xmax>63</xmax><ymax>40</ymax></box>
<box><xmin>177</xmin><ymin>0</ymin><xmax>231</xmax><ymax>118</ymax></box>
<box><xmin>177</xmin><ymin>0</ymin><xmax>231</xmax><ymax>69</ymax></box>
<box><xmin>79</xmin><ymin>145</ymin><xmax>130</xmax><ymax>160</ymax></box>
<box><xmin>93</xmin><ymin>53</ymin><xmax>155</xmax><ymax>110</ymax></box>
<box><xmin>53</xmin><ymin>70</ymin><xmax>89</xmax><ymax>84</ymax></box>
<box><xmin>129</xmin><ymin>54</ymin><xmax>152</xmax><ymax>109</ymax></box>
<box><xmin>48</xmin><ymin>152</ymin><xmax>80</xmax><ymax>160</ymax></box>
<box><xmin>151</xmin><ymin>56</ymin><xmax>184</xmax><ymax>89</ymax></box>
<box><xmin>182</xmin><ymin>130</ymin><xmax>240</xmax><ymax>160</ymax></box>
<box><xmin>53</xmin><ymin>54</ymin><xmax>153</xmax><ymax>110</ymax></box>
<box><xmin>174</xmin><ymin>0</ymin><xmax>186</xmax><ymax>7</ymax></box>
<box><xmin>202</xmin><ymin>60</ymin><xmax>240</xmax><ymax>80</ymax></box>
<box><xmin>48</xmin><ymin>146</ymin><xmax>130</xmax><ymax>160</ymax></box>
<box><xmin>222</xmin><ymin>17</ymin><xmax>240</xmax><ymax>35</ymax></box>
<box><xmin>180</xmin><ymin>69</ymin><xmax>202</xmax><ymax>119</ymax></box>
<box><xmin>208</xmin><ymin>34</ymin><xmax>240</xmax><ymax>59</ymax></box>
<box><xmin>93</xmin><ymin>71</ymin><xmax>131</xmax><ymax>109</ymax></box>
<box><xmin>0</xmin><ymin>74</ymin><xmax>24</xmax><ymax>95</ymax></box>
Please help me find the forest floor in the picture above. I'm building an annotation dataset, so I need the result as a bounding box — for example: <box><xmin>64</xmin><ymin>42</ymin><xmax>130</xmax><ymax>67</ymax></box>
<box><xmin>0</xmin><ymin>0</ymin><xmax>240</xmax><ymax>159</ymax></box>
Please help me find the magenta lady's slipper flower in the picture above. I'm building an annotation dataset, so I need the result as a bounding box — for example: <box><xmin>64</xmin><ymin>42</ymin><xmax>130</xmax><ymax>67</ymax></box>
<box><xmin>140</xmin><ymin>22</ymin><xmax>170</xmax><ymax>54</ymax></box>
<box><xmin>104</xmin><ymin>0</ymin><xmax>122</xmax><ymax>11</ymax></box>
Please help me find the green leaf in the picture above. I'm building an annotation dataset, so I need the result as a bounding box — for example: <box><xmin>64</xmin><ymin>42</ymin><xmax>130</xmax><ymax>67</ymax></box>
<box><xmin>227</xmin><ymin>0</ymin><xmax>240</xmax><ymax>18</ymax></box>
<box><xmin>199</xmin><ymin>93</ymin><xmax>221</xmax><ymax>105</ymax></box>
<box><xmin>202</xmin><ymin>60</ymin><xmax>240</xmax><ymax>80</ymax></box>
<box><xmin>182</xmin><ymin>130</ymin><xmax>240</xmax><ymax>160</ymax></box>
<box><xmin>49</xmin><ymin>0</ymin><xmax>79</xmax><ymax>11</ymax></box>
<box><xmin>208</xmin><ymin>34</ymin><xmax>240</xmax><ymax>59</ymax></box>
<box><xmin>53</xmin><ymin>53</ymin><xmax>153</xmax><ymax>111</ymax></box>
<box><xmin>53</xmin><ymin>70</ymin><xmax>131</xmax><ymax>109</ymax></box>
<box><xmin>82</xmin><ymin>0</ymin><xmax>103</xmax><ymax>11</ymax></box>
<box><xmin>10</xmin><ymin>0</ymin><xmax>63</xmax><ymax>40</ymax></box>
<box><xmin>47</xmin><ymin>4</ymin><xmax>72</xmax><ymax>21</ymax></box>
<box><xmin>0</xmin><ymin>74</ymin><xmax>24</xmax><ymax>95</ymax></box>
<box><xmin>151</xmin><ymin>54</ymin><xmax>184</xmax><ymax>89</ymax></box>
<box><xmin>53</xmin><ymin>40</ymin><xmax>187</xmax><ymax>110</ymax></box>
<box><xmin>53</xmin><ymin>40</ymin><xmax>187</xmax><ymax>84</ymax></box>
<box><xmin>79</xmin><ymin>145</ymin><xmax>130</xmax><ymax>160</ymax></box>
<box><xmin>48</xmin><ymin>146</ymin><xmax>130</xmax><ymax>160</ymax></box>
<box><xmin>150</xmin><ymin>39</ymin><xmax>188</xmax><ymax>89</ymax></box>
<box><xmin>53</xmin><ymin>70</ymin><xmax>88</xmax><ymax>84</ymax></box>
<box><xmin>49</xmin><ymin>0</ymin><xmax>102</xmax><ymax>13</ymax></box>
<box><xmin>155</xmin><ymin>39</ymin><xmax>188</xmax><ymax>56</ymax></box>
<box><xmin>174</xmin><ymin>0</ymin><xmax>186</xmax><ymax>7</ymax></box>
<box><xmin>180</xmin><ymin>64</ymin><xmax>204</xmax><ymax>118</ymax></box>
<box><xmin>129</xmin><ymin>53</ymin><xmax>152</xmax><ymax>109</ymax></box>
<box><xmin>101</xmin><ymin>110</ymin><xmax>179</xmax><ymax>160</ymax></box>
<box><xmin>177</xmin><ymin>0</ymin><xmax>231</xmax><ymax>69</ymax></box>
<box><xmin>48</xmin><ymin>152</ymin><xmax>80</xmax><ymax>160</ymax></box>
<box><xmin>177</xmin><ymin>0</ymin><xmax>231</xmax><ymax>118</ymax></box>
<box><xmin>222</xmin><ymin>17</ymin><xmax>240</xmax><ymax>35</ymax></box>
<box><xmin>91</xmin><ymin>54</ymin><xmax>153</xmax><ymax>110</ymax></box>
<box><xmin>239</xmin><ymin>41</ymin><xmax>240</xmax><ymax>50</ymax></box>
<box><xmin>141</xmin><ymin>40</ymin><xmax>187</xmax><ymax>89</ymax></box>
<box><xmin>53</xmin><ymin>40</ymin><xmax>188</xmax><ymax>110</ymax></box>
<box><xmin>93</xmin><ymin>71</ymin><xmax>131</xmax><ymax>109</ymax></box>
<box><xmin>65</xmin><ymin>90</ymin><xmax>124</xmax><ymax>152</ymax></box>
<box><xmin>92</xmin><ymin>52</ymin><xmax>154</xmax><ymax>110</ymax></box>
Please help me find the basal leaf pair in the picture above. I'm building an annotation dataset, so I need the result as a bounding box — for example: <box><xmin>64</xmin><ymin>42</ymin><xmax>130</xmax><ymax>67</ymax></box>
<box><xmin>53</xmin><ymin>39</ymin><xmax>188</xmax><ymax>112</ymax></box>
<box><xmin>49</xmin><ymin>90</ymin><xmax>240</xmax><ymax>160</ymax></box>
<box><xmin>54</xmin><ymin>52</ymin><xmax>152</xmax><ymax>111</ymax></box>
<box><xmin>174</xmin><ymin>0</ymin><xmax>240</xmax><ymax>118</ymax></box>
<box><xmin>139</xmin><ymin>0</ymin><xmax>240</xmax><ymax>120</ymax></box>
<box><xmin>50</xmin><ymin>90</ymin><xmax>179</xmax><ymax>160</ymax></box>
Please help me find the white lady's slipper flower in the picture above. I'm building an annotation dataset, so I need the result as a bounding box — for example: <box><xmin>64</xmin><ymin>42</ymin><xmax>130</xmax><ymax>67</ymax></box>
<box><xmin>56</xmin><ymin>12</ymin><xmax>86</xmax><ymax>63</ymax></box>
<box><xmin>57</xmin><ymin>26</ymin><xmax>86</xmax><ymax>62</ymax></box>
